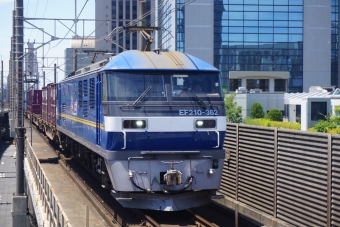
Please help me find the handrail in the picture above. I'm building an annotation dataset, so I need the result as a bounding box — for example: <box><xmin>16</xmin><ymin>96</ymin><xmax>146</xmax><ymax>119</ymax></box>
<box><xmin>213</xmin><ymin>131</ymin><xmax>219</xmax><ymax>148</ymax></box>
<box><xmin>25</xmin><ymin>138</ymin><xmax>72</xmax><ymax>227</ymax></box>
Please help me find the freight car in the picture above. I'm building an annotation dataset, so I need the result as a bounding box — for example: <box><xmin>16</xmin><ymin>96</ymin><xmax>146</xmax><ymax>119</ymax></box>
<box><xmin>27</xmin><ymin>50</ymin><xmax>226</xmax><ymax>211</ymax></box>
<box><xmin>25</xmin><ymin>89</ymin><xmax>42</xmax><ymax>126</ymax></box>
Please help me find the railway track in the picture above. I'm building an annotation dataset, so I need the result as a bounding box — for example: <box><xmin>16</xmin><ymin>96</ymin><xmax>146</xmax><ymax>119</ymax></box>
<box><xmin>30</xmin><ymin>121</ymin><xmax>259</xmax><ymax>227</ymax></box>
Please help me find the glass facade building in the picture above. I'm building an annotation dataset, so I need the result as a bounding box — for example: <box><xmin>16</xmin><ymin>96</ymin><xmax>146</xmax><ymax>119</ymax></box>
<box><xmin>176</xmin><ymin>0</ymin><xmax>185</xmax><ymax>52</ymax></box>
<box><xmin>64</xmin><ymin>48</ymin><xmax>94</xmax><ymax>77</ymax></box>
<box><xmin>332</xmin><ymin>0</ymin><xmax>339</xmax><ymax>86</ymax></box>
<box><xmin>214</xmin><ymin>0</ymin><xmax>304</xmax><ymax>92</ymax></box>
<box><xmin>111</xmin><ymin>0</ymin><xmax>151</xmax><ymax>53</ymax></box>
<box><xmin>96</xmin><ymin>1</ymin><xmax>338</xmax><ymax>93</ymax></box>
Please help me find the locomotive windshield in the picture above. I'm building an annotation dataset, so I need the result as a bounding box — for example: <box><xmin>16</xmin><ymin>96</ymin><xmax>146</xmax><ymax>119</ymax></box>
<box><xmin>102</xmin><ymin>72</ymin><xmax>223</xmax><ymax>102</ymax></box>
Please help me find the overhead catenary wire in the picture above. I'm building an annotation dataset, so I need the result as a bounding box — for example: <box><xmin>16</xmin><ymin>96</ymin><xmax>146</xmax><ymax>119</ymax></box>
<box><xmin>51</xmin><ymin>0</ymin><xmax>89</xmax><ymax>48</ymax></box>
<box><xmin>100</xmin><ymin>0</ymin><xmax>196</xmax><ymax>51</ymax></box>
<box><xmin>35</xmin><ymin>0</ymin><xmax>49</xmax><ymax>40</ymax></box>
<box><xmin>28</xmin><ymin>0</ymin><xmax>40</xmax><ymax>40</ymax></box>
<box><xmin>57</xmin><ymin>0</ymin><xmax>196</xmax><ymax>77</ymax></box>
<box><xmin>23</xmin><ymin>0</ymin><xmax>197</xmax><ymax>85</ymax></box>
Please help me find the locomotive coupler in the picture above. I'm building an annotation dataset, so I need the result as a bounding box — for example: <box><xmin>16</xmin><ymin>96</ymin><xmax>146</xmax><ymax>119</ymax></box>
<box><xmin>163</xmin><ymin>169</ymin><xmax>182</xmax><ymax>186</ymax></box>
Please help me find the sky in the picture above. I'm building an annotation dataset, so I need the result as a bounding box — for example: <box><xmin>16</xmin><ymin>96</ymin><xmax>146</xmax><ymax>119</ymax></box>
<box><xmin>0</xmin><ymin>0</ymin><xmax>95</xmax><ymax>85</ymax></box>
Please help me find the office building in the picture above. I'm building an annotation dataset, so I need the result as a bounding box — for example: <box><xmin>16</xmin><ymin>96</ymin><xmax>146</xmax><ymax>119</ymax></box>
<box><xmin>95</xmin><ymin>0</ymin><xmax>152</xmax><ymax>53</ymax></box>
<box><xmin>64</xmin><ymin>36</ymin><xmax>96</xmax><ymax>77</ymax></box>
<box><xmin>96</xmin><ymin>0</ymin><xmax>338</xmax><ymax>93</ymax></box>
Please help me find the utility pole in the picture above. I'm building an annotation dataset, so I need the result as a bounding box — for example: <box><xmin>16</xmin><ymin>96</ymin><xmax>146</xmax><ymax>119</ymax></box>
<box><xmin>0</xmin><ymin>60</ymin><xmax>3</xmax><ymax>143</ymax></box>
<box><xmin>43</xmin><ymin>71</ymin><xmax>45</xmax><ymax>87</ymax></box>
<box><xmin>1</xmin><ymin>60</ymin><xmax>3</xmax><ymax>117</ymax></box>
<box><xmin>10</xmin><ymin>10</ymin><xmax>16</xmax><ymax>138</ymax></box>
<box><xmin>138</xmin><ymin>0</ymin><xmax>146</xmax><ymax>51</ymax></box>
<box><xmin>73</xmin><ymin>48</ymin><xmax>78</xmax><ymax>72</ymax></box>
<box><xmin>54</xmin><ymin>63</ymin><xmax>57</xmax><ymax>83</ymax></box>
<box><xmin>12</xmin><ymin>0</ymin><xmax>28</xmax><ymax>225</ymax></box>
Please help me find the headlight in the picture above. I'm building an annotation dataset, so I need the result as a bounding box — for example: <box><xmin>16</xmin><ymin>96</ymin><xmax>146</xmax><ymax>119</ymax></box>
<box><xmin>123</xmin><ymin>120</ymin><xmax>147</xmax><ymax>129</ymax></box>
<box><xmin>195</xmin><ymin>119</ymin><xmax>216</xmax><ymax>129</ymax></box>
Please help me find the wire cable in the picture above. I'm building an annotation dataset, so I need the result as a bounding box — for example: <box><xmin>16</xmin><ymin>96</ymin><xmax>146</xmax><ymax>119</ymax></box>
<box><xmin>100</xmin><ymin>0</ymin><xmax>196</xmax><ymax>51</ymax></box>
<box><xmin>35</xmin><ymin>0</ymin><xmax>49</xmax><ymax>40</ymax></box>
<box><xmin>51</xmin><ymin>0</ymin><xmax>89</xmax><ymax>48</ymax></box>
<box><xmin>28</xmin><ymin>0</ymin><xmax>40</xmax><ymax>40</ymax></box>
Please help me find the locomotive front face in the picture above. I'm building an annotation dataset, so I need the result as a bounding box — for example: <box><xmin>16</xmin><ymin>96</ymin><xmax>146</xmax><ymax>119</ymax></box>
<box><xmin>55</xmin><ymin>50</ymin><xmax>226</xmax><ymax>211</ymax></box>
<box><xmin>100</xmin><ymin>71</ymin><xmax>226</xmax><ymax>210</ymax></box>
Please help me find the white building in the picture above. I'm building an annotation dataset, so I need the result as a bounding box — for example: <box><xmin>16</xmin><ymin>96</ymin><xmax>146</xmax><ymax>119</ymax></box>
<box><xmin>233</xmin><ymin>86</ymin><xmax>340</xmax><ymax>131</ymax></box>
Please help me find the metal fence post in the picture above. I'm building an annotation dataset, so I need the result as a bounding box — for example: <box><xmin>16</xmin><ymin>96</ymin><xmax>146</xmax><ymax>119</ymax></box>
<box><xmin>236</xmin><ymin>124</ymin><xmax>239</xmax><ymax>201</ymax></box>
<box><xmin>85</xmin><ymin>205</ymin><xmax>89</xmax><ymax>227</ymax></box>
<box><xmin>235</xmin><ymin>124</ymin><xmax>239</xmax><ymax>227</ymax></box>
<box><xmin>274</xmin><ymin>128</ymin><xmax>278</xmax><ymax>218</ymax></box>
<box><xmin>327</xmin><ymin>134</ymin><xmax>332</xmax><ymax>227</ymax></box>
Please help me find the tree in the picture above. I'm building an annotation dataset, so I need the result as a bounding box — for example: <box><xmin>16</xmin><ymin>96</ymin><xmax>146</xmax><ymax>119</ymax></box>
<box><xmin>250</xmin><ymin>102</ymin><xmax>265</xmax><ymax>118</ymax></box>
<box><xmin>266</xmin><ymin>109</ymin><xmax>283</xmax><ymax>122</ymax></box>
<box><xmin>225</xmin><ymin>93</ymin><xmax>243</xmax><ymax>123</ymax></box>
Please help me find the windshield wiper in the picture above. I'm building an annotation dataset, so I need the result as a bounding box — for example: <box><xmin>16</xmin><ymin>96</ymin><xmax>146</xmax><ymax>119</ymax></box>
<box><xmin>133</xmin><ymin>86</ymin><xmax>152</xmax><ymax>107</ymax></box>
<box><xmin>192</xmin><ymin>94</ymin><xmax>207</xmax><ymax>108</ymax></box>
<box><xmin>180</xmin><ymin>87</ymin><xmax>207</xmax><ymax>108</ymax></box>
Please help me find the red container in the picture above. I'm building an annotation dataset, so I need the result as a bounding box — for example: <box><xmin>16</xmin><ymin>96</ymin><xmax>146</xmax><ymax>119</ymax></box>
<box><xmin>26</xmin><ymin>89</ymin><xmax>42</xmax><ymax>114</ymax></box>
<box><xmin>46</xmin><ymin>83</ymin><xmax>57</xmax><ymax>126</ymax></box>
<box><xmin>42</xmin><ymin>86</ymin><xmax>48</xmax><ymax>121</ymax></box>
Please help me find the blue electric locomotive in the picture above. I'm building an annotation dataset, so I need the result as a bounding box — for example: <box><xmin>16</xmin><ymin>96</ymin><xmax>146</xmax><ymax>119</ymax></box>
<box><xmin>56</xmin><ymin>50</ymin><xmax>226</xmax><ymax>211</ymax></box>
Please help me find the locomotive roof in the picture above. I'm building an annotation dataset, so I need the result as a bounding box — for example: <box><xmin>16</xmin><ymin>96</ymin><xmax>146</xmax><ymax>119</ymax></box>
<box><xmin>100</xmin><ymin>50</ymin><xmax>219</xmax><ymax>72</ymax></box>
<box><xmin>61</xmin><ymin>50</ymin><xmax>219</xmax><ymax>82</ymax></box>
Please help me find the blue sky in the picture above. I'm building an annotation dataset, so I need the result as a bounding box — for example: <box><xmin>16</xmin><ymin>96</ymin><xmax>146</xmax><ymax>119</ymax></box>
<box><xmin>0</xmin><ymin>0</ymin><xmax>95</xmax><ymax>84</ymax></box>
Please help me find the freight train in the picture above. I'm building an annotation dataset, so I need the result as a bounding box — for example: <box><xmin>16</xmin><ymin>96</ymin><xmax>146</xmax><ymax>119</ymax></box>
<box><xmin>25</xmin><ymin>50</ymin><xmax>226</xmax><ymax>211</ymax></box>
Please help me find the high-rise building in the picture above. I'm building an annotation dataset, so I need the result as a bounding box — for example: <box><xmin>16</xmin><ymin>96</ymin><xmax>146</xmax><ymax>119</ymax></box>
<box><xmin>96</xmin><ymin>0</ymin><xmax>339</xmax><ymax>93</ymax></box>
<box><xmin>64</xmin><ymin>36</ymin><xmax>96</xmax><ymax>77</ymax></box>
<box><xmin>95</xmin><ymin>0</ymin><xmax>152</xmax><ymax>53</ymax></box>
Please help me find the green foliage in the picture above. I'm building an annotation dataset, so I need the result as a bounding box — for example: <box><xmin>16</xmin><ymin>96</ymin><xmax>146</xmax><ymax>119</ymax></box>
<box><xmin>250</xmin><ymin>102</ymin><xmax>265</xmax><ymax>119</ymax></box>
<box><xmin>327</xmin><ymin>128</ymin><xmax>340</xmax><ymax>134</ymax></box>
<box><xmin>224</xmin><ymin>93</ymin><xmax>243</xmax><ymax>123</ymax></box>
<box><xmin>311</xmin><ymin>116</ymin><xmax>340</xmax><ymax>133</ymax></box>
<box><xmin>245</xmin><ymin>118</ymin><xmax>301</xmax><ymax>130</ymax></box>
<box><xmin>313</xmin><ymin>120</ymin><xmax>336</xmax><ymax>133</ymax></box>
<box><xmin>266</xmin><ymin>109</ymin><xmax>283</xmax><ymax>122</ymax></box>
<box><xmin>335</xmin><ymin>105</ymin><xmax>340</xmax><ymax>116</ymax></box>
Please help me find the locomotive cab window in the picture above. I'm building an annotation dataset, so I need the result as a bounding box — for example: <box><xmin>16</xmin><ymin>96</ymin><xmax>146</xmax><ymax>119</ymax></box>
<box><xmin>172</xmin><ymin>73</ymin><xmax>222</xmax><ymax>100</ymax></box>
<box><xmin>104</xmin><ymin>72</ymin><xmax>166</xmax><ymax>101</ymax></box>
<box><xmin>102</xmin><ymin>72</ymin><xmax>223</xmax><ymax>102</ymax></box>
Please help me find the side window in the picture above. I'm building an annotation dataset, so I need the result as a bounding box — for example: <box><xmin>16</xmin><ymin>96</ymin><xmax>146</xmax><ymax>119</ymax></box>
<box><xmin>90</xmin><ymin>78</ymin><xmax>95</xmax><ymax>108</ymax></box>
<box><xmin>102</xmin><ymin>74</ymin><xmax>107</xmax><ymax>101</ymax></box>
<box><xmin>78</xmin><ymin>81</ymin><xmax>83</xmax><ymax>107</ymax></box>
<box><xmin>83</xmin><ymin>79</ymin><xmax>88</xmax><ymax>97</ymax></box>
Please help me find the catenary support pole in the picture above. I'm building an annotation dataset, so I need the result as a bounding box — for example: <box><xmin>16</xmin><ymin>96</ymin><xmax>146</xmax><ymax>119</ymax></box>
<box><xmin>43</xmin><ymin>71</ymin><xmax>45</xmax><ymax>87</ymax></box>
<box><xmin>54</xmin><ymin>64</ymin><xmax>57</xmax><ymax>83</ymax></box>
<box><xmin>12</xmin><ymin>0</ymin><xmax>28</xmax><ymax>226</ymax></box>
<box><xmin>138</xmin><ymin>0</ymin><xmax>146</xmax><ymax>51</ymax></box>
<box><xmin>1</xmin><ymin>60</ymin><xmax>3</xmax><ymax>117</ymax></box>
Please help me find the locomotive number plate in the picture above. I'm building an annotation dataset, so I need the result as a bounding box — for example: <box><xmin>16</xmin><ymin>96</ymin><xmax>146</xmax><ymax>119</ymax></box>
<box><xmin>179</xmin><ymin>109</ymin><xmax>219</xmax><ymax>116</ymax></box>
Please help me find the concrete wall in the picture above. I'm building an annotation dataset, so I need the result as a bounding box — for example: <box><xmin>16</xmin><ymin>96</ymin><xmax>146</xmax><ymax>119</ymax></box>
<box><xmin>185</xmin><ymin>0</ymin><xmax>214</xmax><ymax>64</ymax></box>
<box><xmin>303</xmin><ymin>0</ymin><xmax>332</xmax><ymax>92</ymax></box>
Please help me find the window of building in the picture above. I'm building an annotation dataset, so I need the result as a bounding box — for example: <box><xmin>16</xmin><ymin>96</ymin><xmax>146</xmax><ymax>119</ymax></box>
<box><xmin>229</xmin><ymin>79</ymin><xmax>241</xmax><ymax>92</ymax></box>
<box><xmin>214</xmin><ymin>0</ymin><xmax>303</xmax><ymax>91</ymax></box>
<box><xmin>274</xmin><ymin>79</ymin><xmax>286</xmax><ymax>92</ymax></box>
<box><xmin>311</xmin><ymin>102</ymin><xmax>327</xmax><ymax>121</ymax></box>
<box><xmin>246</xmin><ymin>79</ymin><xmax>269</xmax><ymax>91</ymax></box>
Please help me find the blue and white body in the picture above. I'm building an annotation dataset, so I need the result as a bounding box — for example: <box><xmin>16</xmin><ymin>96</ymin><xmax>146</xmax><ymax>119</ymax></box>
<box><xmin>56</xmin><ymin>50</ymin><xmax>226</xmax><ymax>211</ymax></box>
